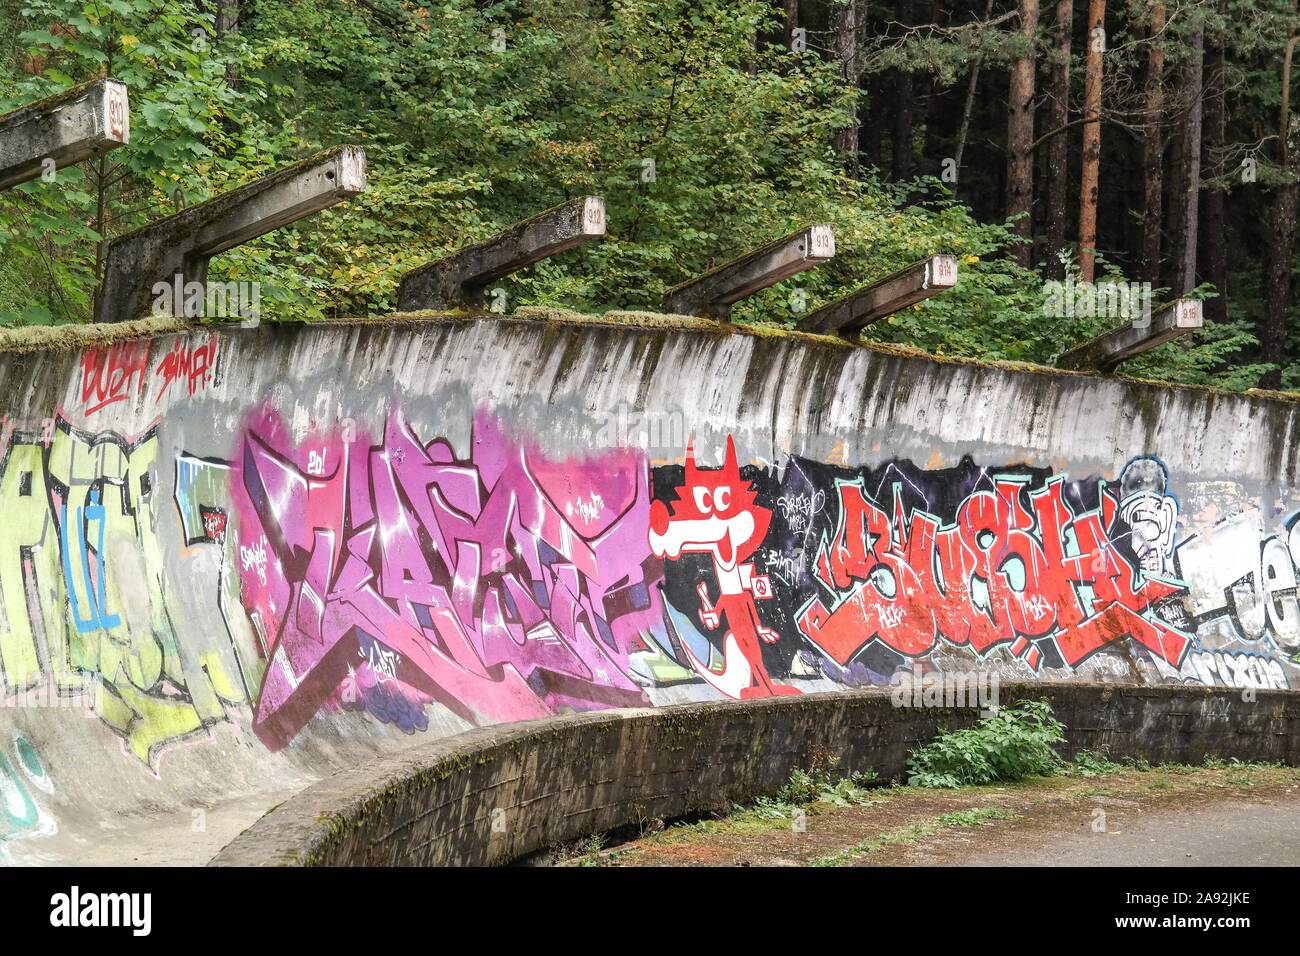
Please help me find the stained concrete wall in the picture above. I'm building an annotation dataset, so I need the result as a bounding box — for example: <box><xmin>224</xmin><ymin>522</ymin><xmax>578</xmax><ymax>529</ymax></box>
<box><xmin>209</xmin><ymin>683</ymin><xmax>1300</xmax><ymax>867</ymax></box>
<box><xmin>0</xmin><ymin>309</ymin><xmax>1297</xmax><ymax>864</ymax></box>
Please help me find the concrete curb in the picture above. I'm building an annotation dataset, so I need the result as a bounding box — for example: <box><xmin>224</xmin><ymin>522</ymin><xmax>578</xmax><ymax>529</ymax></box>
<box><xmin>209</xmin><ymin>682</ymin><xmax>1300</xmax><ymax>867</ymax></box>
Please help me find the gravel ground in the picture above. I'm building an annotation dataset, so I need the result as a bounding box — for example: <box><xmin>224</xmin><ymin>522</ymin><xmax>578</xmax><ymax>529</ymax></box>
<box><xmin>554</xmin><ymin>764</ymin><xmax>1300</xmax><ymax>867</ymax></box>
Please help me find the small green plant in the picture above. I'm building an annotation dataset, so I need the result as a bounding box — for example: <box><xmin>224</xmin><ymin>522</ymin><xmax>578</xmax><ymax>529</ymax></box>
<box><xmin>777</xmin><ymin>767</ymin><xmax>827</xmax><ymax>805</ymax></box>
<box><xmin>906</xmin><ymin>699</ymin><xmax>1066</xmax><ymax>788</ymax></box>
<box><xmin>749</xmin><ymin>796</ymin><xmax>789</xmax><ymax>820</ymax></box>
<box><xmin>770</xmin><ymin>759</ymin><xmax>879</xmax><ymax>810</ymax></box>
<box><xmin>935</xmin><ymin>807</ymin><xmax>1015</xmax><ymax>827</ymax></box>
<box><xmin>1072</xmin><ymin>749</ymin><xmax>1126</xmax><ymax>777</ymax></box>
<box><xmin>1202</xmin><ymin>755</ymin><xmax>1284</xmax><ymax>771</ymax></box>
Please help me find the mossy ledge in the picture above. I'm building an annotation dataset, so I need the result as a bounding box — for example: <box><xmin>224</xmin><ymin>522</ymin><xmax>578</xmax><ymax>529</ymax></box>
<box><xmin>2</xmin><ymin>307</ymin><xmax>1298</xmax><ymax>408</ymax></box>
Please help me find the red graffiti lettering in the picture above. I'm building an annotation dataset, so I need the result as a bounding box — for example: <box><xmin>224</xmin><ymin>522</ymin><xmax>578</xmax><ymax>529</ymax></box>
<box><xmin>798</xmin><ymin>476</ymin><xmax>1189</xmax><ymax>670</ymax></box>
<box><xmin>79</xmin><ymin>341</ymin><xmax>150</xmax><ymax>415</ymax></box>
<box><xmin>154</xmin><ymin>336</ymin><xmax>218</xmax><ymax>402</ymax></box>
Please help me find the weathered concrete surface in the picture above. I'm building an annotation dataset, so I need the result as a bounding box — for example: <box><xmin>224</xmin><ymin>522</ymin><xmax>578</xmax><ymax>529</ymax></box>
<box><xmin>208</xmin><ymin>682</ymin><xmax>1300</xmax><ymax>866</ymax></box>
<box><xmin>1</xmin><ymin>308</ymin><xmax>1299</xmax><ymax>865</ymax></box>
<box><xmin>664</xmin><ymin>225</ymin><xmax>835</xmax><ymax>318</ymax></box>
<box><xmin>799</xmin><ymin>254</ymin><xmax>959</xmax><ymax>334</ymax></box>
<box><xmin>95</xmin><ymin>146</ymin><xmax>366</xmax><ymax>322</ymax></box>
<box><xmin>397</xmin><ymin>197</ymin><xmax>606</xmax><ymax>310</ymax></box>
<box><xmin>0</xmin><ymin>78</ymin><xmax>129</xmax><ymax>191</ymax></box>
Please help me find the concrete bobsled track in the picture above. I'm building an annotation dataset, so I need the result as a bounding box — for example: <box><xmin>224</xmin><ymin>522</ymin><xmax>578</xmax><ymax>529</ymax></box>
<box><xmin>1</xmin><ymin>307</ymin><xmax>1299</xmax><ymax>865</ymax></box>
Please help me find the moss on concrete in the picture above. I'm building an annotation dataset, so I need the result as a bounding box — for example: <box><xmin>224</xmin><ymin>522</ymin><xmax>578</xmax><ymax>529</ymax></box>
<box><xmin>0</xmin><ymin>75</ymin><xmax>118</xmax><ymax>129</ymax></box>
<box><xmin>0</xmin><ymin>315</ymin><xmax>190</xmax><ymax>354</ymax></box>
<box><xmin>2</xmin><ymin>305</ymin><xmax>1298</xmax><ymax>410</ymax></box>
<box><xmin>106</xmin><ymin>144</ymin><xmax>362</xmax><ymax>249</ymax></box>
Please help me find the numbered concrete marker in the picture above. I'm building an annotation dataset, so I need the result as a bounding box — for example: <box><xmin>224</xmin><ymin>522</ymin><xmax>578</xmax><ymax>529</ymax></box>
<box><xmin>1056</xmin><ymin>298</ymin><xmax>1203</xmax><ymax>373</ymax></box>
<box><xmin>398</xmin><ymin>196</ymin><xmax>607</xmax><ymax>311</ymax></box>
<box><xmin>664</xmin><ymin>224</ymin><xmax>835</xmax><ymax>320</ymax></box>
<box><xmin>0</xmin><ymin>78</ymin><xmax>130</xmax><ymax>192</ymax></box>
<box><xmin>799</xmin><ymin>254</ymin><xmax>960</xmax><ymax>335</ymax></box>
<box><xmin>96</xmin><ymin>145</ymin><xmax>367</xmax><ymax>323</ymax></box>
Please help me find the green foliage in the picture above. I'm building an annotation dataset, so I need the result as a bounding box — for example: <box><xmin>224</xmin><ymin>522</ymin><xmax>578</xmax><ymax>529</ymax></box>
<box><xmin>0</xmin><ymin>0</ymin><xmax>1290</xmax><ymax>391</ymax></box>
<box><xmin>0</xmin><ymin>0</ymin><xmax>243</xmax><ymax>324</ymax></box>
<box><xmin>0</xmin><ymin>0</ymin><xmax>1039</xmax><ymax>330</ymax></box>
<box><xmin>775</xmin><ymin>762</ymin><xmax>878</xmax><ymax>808</ymax></box>
<box><xmin>933</xmin><ymin>806</ymin><xmax>1014</xmax><ymax>827</ymax></box>
<box><xmin>906</xmin><ymin>699</ymin><xmax>1066</xmax><ymax>788</ymax></box>
<box><xmin>1071</xmin><ymin>749</ymin><xmax>1127</xmax><ymax>777</ymax></box>
<box><xmin>1202</xmin><ymin>755</ymin><xmax>1286</xmax><ymax>771</ymax></box>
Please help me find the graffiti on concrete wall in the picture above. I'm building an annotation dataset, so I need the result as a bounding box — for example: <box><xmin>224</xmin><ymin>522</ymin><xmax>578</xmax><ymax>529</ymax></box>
<box><xmin>0</xmin><ymin>416</ymin><xmax>253</xmax><ymax>766</ymax></box>
<box><xmin>1174</xmin><ymin>510</ymin><xmax>1300</xmax><ymax>655</ymax></box>
<box><xmin>653</xmin><ymin>445</ymin><xmax>1297</xmax><ymax>697</ymax></box>
<box><xmin>231</xmin><ymin>408</ymin><xmax>661</xmax><ymax>750</ymax></box>
<box><xmin>0</xmin><ymin>733</ymin><xmax>54</xmax><ymax>851</ymax></box>
<box><xmin>78</xmin><ymin>334</ymin><xmax>218</xmax><ymax>417</ymax></box>
<box><xmin>649</xmin><ymin>437</ymin><xmax>799</xmax><ymax>698</ymax></box>
<box><xmin>6</xmin><ymin>348</ymin><xmax>1300</xmax><ymax>767</ymax></box>
<box><xmin>793</xmin><ymin>456</ymin><xmax>1190</xmax><ymax>673</ymax></box>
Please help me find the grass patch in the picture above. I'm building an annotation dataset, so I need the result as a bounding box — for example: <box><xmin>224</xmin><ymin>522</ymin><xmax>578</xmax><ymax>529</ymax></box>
<box><xmin>811</xmin><ymin>806</ymin><xmax>1016</xmax><ymax>867</ymax></box>
<box><xmin>636</xmin><ymin>759</ymin><xmax>883</xmax><ymax>848</ymax></box>
<box><xmin>1071</xmin><ymin>749</ymin><xmax>1127</xmax><ymax>777</ymax></box>
<box><xmin>1202</xmin><ymin>756</ymin><xmax>1287</xmax><ymax>771</ymax></box>
<box><xmin>935</xmin><ymin>807</ymin><xmax>1016</xmax><ymax>827</ymax></box>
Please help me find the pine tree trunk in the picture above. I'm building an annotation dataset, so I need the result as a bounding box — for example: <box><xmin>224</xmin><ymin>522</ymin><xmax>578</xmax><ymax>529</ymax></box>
<box><xmin>216</xmin><ymin>0</ymin><xmax>240</xmax><ymax>89</ymax></box>
<box><xmin>1140</xmin><ymin>2</ymin><xmax>1165</xmax><ymax>287</ymax></box>
<box><xmin>1174</xmin><ymin>17</ymin><xmax>1204</xmax><ymax>295</ymax></box>
<box><xmin>783</xmin><ymin>0</ymin><xmax>799</xmax><ymax>50</ymax></box>
<box><xmin>1078</xmin><ymin>0</ymin><xmax>1105</xmax><ymax>282</ymax></box>
<box><xmin>892</xmin><ymin>0</ymin><xmax>915</xmax><ymax>181</ymax></box>
<box><xmin>865</xmin><ymin>69</ymin><xmax>885</xmax><ymax>169</ymax></box>
<box><xmin>1264</xmin><ymin>165</ymin><xmax>1298</xmax><ymax>389</ymax></box>
<box><xmin>215</xmin><ymin>0</ymin><xmax>238</xmax><ymax>34</ymax></box>
<box><xmin>1202</xmin><ymin>45</ymin><xmax>1227</xmax><ymax>325</ymax></box>
<box><xmin>1262</xmin><ymin>37</ymin><xmax>1300</xmax><ymax>390</ymax></box>
<box><xmin>831</xmin><ymin>0</ymin><xmax>863</xmax><ymax>178</ymax></box>
<box><xmin>1044</xmin><ymin>0</ymin><xmax>1073</xmax><ymax>279</ymax></box>
<box><xmin>1006</xmin><ymin>0</ymin><xmax>1040</xmax><ymax>268</ymax></box>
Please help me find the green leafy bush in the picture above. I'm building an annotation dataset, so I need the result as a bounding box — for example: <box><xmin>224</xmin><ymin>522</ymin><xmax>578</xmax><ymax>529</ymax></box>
<box><xmin>906</xmin><ymin>699</ymin><xmax>1065</xmax><ymax>789</ymax></box>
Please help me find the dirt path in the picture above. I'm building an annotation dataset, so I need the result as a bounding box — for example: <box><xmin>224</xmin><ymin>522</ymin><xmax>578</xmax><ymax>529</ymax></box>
<box><xmin>557</xmin><ymin>764</ymin><xmax>1300</xmax><ymax>867</ymax></box>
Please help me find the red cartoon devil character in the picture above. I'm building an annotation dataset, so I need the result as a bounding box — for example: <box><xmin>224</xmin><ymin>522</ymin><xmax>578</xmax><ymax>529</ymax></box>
<box><xmin>649</xmin><ymin>437</ymin><xmax>800</xmax><ymax>698</ymax></box>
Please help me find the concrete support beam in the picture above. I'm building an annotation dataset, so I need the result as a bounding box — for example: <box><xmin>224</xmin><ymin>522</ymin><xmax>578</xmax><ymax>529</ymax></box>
<box><xmin>95</xmin><ymin>145</ymin><xmax>366</xmax><ymax>323</ymax></box>
<box><xmin>799</xmin><ymin>254</ymin><xmax>959</xmax><ymax>335</ymax></box>
<box><xmin>1056</xmin><ymin>298</ymin><xmax>1203</xmax><ymax>372</ymax></box>
<box><xmin>397</xmin><ymin>197</ymin><xmax>606</xmax><ymax>311</ymax></box>
<box><xmin>663</xmin><ymin>225</ymin><xmax>835</xmax><ymax>319</ymax></box>
<box><xmin>0</xmin><ymin>78</ymin><xmax>129</xmax><ymax>191</ymax></box>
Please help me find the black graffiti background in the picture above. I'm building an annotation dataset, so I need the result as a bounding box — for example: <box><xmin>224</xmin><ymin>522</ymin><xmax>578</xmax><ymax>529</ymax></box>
<box><xmin>653</xmin><ymin>455</ymin><xmax>1152</xmax><ymax>682</ymax></box>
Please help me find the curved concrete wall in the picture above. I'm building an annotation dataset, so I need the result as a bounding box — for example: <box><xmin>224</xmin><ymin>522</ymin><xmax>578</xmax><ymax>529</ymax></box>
<box><xmin>0</xmin><ymin>309</ymin><xmax>1298</xmax><ymax>863</ymax></box>
<box><xmin>210</xmin><ymin>683</ymin><xmax>1300</xmax><ymax>867</ymax></box>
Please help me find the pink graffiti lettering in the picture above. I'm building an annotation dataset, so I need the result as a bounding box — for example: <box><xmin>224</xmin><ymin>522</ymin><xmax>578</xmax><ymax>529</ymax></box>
<box><xmin>232</xmin><ymin>408</ymin><xmax>663</xmax><ymax>749</ymax></box>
